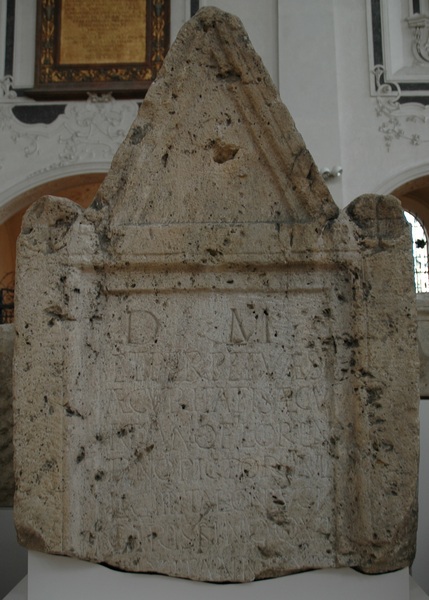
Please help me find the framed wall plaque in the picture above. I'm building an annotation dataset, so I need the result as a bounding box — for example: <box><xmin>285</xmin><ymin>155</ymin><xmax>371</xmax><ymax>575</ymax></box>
<box><xmin>30</xmin><ymin>0</ymin><xmax>170</xmax><ymax>99</ymax></box>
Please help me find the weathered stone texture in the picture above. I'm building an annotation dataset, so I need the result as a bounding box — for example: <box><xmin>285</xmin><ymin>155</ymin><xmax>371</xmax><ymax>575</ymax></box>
<box><xmin>417</xmin><ymin>294</ymin><xmax>429</xmax><ymax>396</ymax></box>
<box><xmin>0</xmin><ymin>324</ymin><xmax>15</xmax><ymax>507</ymax></box>
<box><xmin>13</xmin><ymin>8</ymin><xmax>419</xmax><ymax>583</ymax></box>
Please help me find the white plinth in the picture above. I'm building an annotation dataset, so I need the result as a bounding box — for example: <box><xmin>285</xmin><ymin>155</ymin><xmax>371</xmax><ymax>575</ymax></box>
<box><xmin>17</xmin><ymin>550</ymin><xmax>416</xmax><ymax>600</ymax></box>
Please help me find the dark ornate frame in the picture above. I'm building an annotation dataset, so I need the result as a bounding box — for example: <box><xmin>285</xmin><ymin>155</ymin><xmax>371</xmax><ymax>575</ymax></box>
<box><xmin>29</xmin><ymin>0</ymin><xmax>170</xmax><ymax>99</ymax></box>
<box><xmin>369</xmin><ymin>0</ymin><xmax>429</xmax><ymax>105</ymax></box>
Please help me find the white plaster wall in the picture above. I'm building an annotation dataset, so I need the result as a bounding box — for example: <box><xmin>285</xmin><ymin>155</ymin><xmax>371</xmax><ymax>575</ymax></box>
<box><xmin>278</xmin><ymin>0</ymin><xmax>344</xmax><ymax>207</ymax></box>
<box><xmin>333</xmin><ymin>0</ymin><xmax>429</xmax><ymax>201</ymax></box>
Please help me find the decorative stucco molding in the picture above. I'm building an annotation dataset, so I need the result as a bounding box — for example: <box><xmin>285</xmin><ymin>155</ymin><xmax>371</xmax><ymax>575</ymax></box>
<box><xmin>407</xmin><ymin>14</ymin><xmax>429</xmax><ymax>64</ymax></box>
<box><xmin>0</xmin><ymin>97</ymin><xmax>139</xmax><ymax>211</ymax></box>
<box><xmin>368</xmin><ymin>0</ymin><xmax>429</xmax><ymax>149</ymax></box>
<box><xmin>0</xmin><ymin>76</ymin><xmax>17</xmax><ymax>100</ymax></box>
<box><xmin>372</xmin><ymin>65</ymin><xmax>429</xmax><ymax>150</ymax></box>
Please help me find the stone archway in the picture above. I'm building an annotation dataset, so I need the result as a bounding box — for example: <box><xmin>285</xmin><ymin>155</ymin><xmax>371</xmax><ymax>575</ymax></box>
<box><xmin>391</xmin><ymin>174</ymin><xmax>429</xmax><ymax>233</ymax></box>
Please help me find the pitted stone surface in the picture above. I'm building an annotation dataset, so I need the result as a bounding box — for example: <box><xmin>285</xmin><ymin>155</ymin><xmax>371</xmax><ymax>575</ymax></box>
<box><xmin>13</xmin><ymin>8</ymin><xmax>419</xmax><ymax>583</ymax></box>
<box><xmin>0</xmin><ymin>324</ymin><xmax>14</xmax><ymax>507</ymax></box>
<box><xmin>417</xmin><ymin>294</ymin><xmax>429</xmax><ymax>396</ymax></box>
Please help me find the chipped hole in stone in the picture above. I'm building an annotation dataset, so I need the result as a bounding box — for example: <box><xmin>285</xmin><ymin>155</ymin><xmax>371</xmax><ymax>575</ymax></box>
<box><xmin>129</xmin><ymin>123</ymin><xmax>151</xmax><ymax>145</ymax></box>
<box><xmin>76</xmin><ymin>447</ymin><xmax>85</xmax><ymax>463</ymax></box>
<box><xmin>117</xmin><ymin>427</ymin><xmax>131</xmax><ymax>437</ymax></box>
<box><xmin>206</xmin><ymin>248</ymin><xmax>222</xmax><ymax>257</ymax></box>
<box><xmin>213</xmin><ymin>141</ymin><xmax>239</xmax><ymax>164</ymax></box>
<box><xmin>94</xmin><ymin>471</ymin><xmax>105</xmax><ymax>481</ymax></box>
<box><xmin>41</xmin><ymin>460</ymin><xmax>55</xmax><ymax>472</ymax></box>
<box><xmin>125</xmin><ymin>535</ymin><xmax>136</xmax><ymax>551</ymax></box>
<box><xmin>65</xmin><ymin>406</ymin><xmax>83</xmax><ymax>418</ymax></box>
<box><xmin>273</xmin><ymin>498</ymin><xmax>285</xmax><ymax>506</ymax></box>
<box><xmin>162</xmin><ymin>152</ymin><xmax>169</xmax><ymax>167</ymax></box>
<box><xmin>216</xmin><ymin>69</ymin><xmax>241</xmax><ymax>82</ymax></box>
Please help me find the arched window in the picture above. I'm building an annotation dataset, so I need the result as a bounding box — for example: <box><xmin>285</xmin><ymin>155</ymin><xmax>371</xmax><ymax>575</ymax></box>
<box><xmin>404</xmin><ymin>210</ymin><xmax>429</xmax><ymax>293</ymax></box>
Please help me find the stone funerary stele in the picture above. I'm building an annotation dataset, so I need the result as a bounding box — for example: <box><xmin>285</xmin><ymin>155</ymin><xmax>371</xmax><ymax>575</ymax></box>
<box><xmin>14</xmin><ymin>8</ymin><xmax>419</xmax><ymax>583</ymax></box>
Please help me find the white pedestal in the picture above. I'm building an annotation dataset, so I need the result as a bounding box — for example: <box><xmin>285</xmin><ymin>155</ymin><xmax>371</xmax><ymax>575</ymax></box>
<box><xmin>7</xmin><ymin>551</ymin><xmax>417</xmax><ymax>600</ymax></box>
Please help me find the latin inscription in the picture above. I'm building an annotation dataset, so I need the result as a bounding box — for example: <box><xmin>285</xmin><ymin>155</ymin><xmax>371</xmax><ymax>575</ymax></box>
<box><xmin>76</xmin><ymin>293</ymin><xmax>336</xmax><ymax>564</ymax></box>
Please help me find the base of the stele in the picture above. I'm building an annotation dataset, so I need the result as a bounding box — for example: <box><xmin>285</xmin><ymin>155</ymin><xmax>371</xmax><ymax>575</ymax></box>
<box><xmin>4</xmin><ymin>551</ymin><xmax>429</xmax><ymax>600</ymax></box>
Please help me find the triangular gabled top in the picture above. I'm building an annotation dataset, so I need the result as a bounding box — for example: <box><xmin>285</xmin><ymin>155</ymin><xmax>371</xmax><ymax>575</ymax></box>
<box><xmin>92</xmin><ymin>7</ymin><xmax>338</xmax><ymax>228</ymax></box>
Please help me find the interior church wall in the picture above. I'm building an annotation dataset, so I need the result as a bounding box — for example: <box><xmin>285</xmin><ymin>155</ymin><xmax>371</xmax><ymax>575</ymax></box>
<box><xmin>0</xmin><ymin>0</ymin><xmax>428</xmax><ymax>596</ymax></box>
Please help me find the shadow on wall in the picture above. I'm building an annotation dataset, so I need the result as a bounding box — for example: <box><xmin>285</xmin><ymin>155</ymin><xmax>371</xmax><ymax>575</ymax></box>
<box><xmin>0</xmin><ymin>509</ymin><xmax>27</xmax><ymax>598</ymax></box>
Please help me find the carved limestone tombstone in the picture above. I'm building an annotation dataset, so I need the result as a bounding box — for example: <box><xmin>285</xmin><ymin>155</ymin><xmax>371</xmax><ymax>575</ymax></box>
<box><xmin>13</xmin><ymin>8</ymin><xmax>419</xmax><ymax>583</ymax></box>
<box><xmin>0</xmin><ymin>324</ymin><xmax>15</xmax><ymax>507</ymax></box>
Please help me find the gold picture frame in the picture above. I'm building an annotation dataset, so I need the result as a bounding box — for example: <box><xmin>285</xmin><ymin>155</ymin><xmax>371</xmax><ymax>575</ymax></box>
<box><xmin>30</xmin><ymin>0</ymin><xmax>170</xmax><ymax>99</ymax></box>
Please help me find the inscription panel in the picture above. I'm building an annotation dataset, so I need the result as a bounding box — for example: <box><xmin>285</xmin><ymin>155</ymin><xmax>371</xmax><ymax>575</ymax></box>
<box><xmin>60</xmin><ymin>0</ymin><xmax>147</xmax><ymax>65</ymax></box>
<box><xmin>65</xmin><ymin>277</ymin><xmax>347</xmax><ymax>580</ymax></box>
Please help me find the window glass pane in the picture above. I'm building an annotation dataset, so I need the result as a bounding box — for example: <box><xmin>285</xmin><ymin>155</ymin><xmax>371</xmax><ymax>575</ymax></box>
<box><xmin>404</xmin><ymin>210</ymin><xmax>429</xmax><ymax>293</ymax></box>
